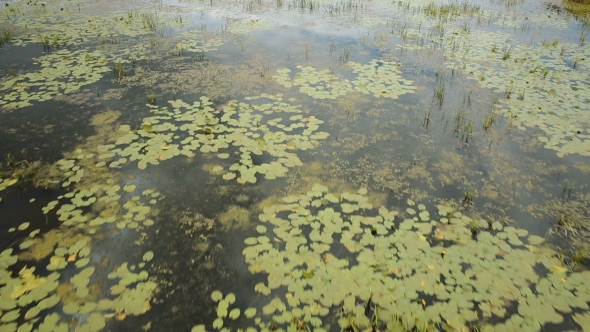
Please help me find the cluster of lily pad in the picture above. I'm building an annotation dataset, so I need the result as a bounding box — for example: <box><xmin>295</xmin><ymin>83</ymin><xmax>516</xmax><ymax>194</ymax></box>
<box><xmin>0</xmin><ymin>176</ymin><xmax>18</xmax><ymax>195</ymax></box>
<box><xmin>94</xmin><ymin>94</ymin><xmax>329</xmax><ymax>183</ymax></box>
<box><xmin>391</xmin><ymin>0</ymin><xmax>569</xmax><ymax>31</ymax></box>
<box><xmin>273</xmin><ymin>61</ymin><xmax>417</xmax><ymax>100</ymax></box>
<box><xmin>45</xmin><ymin>151</ymin><xmax>161</xmax><ymax>231</ymax></box>
<box><xmin>443</xmin><ymin>30</ymin><xmax>590</xmax><ymax>157</ymax></box>
<box><xmin>1</xmin><ymin>89</ymin><xmax>328</xmax><ymax>328</ymax></box>
<box><xmin>192</xmin><ymin>291</ymin><xmax>259</xmax><ymax>332</ymax></box>
<box><xmin>191</xmin><ymin>184</ymin><xmax>590</xmax><ymax>331</ymax></box>
<box><xmin>0</xmin><ymin>28</ymin><xmax>224</xmax><ymax>111</ymax></box>
<box><xmin>0</xmin><ymin>49</ymin><xmax>110</xmax><ymax>111</ymax></box>
<box><xmin>0</xmin><ymin>246</ymin><xmax>156</xmax><ymax>332</ymax></box>
<box><xmin>226</xmin><ymin>19</ymin><xmax>273</xmax><ymax>34</ymax></box>
<box><xmin>358</xmin><ymin>0</ymin><xmax>590</xmax><ymax>157</ymax></box>
<box><xmin>358</xmin><ymin>17</ymin><xmax>386</xmax><ymax>27</ymax></box>
<box><xmin>2</xmin><ymin>0</ymin><xmax>181</xmax><ymax>48</ymax></box>
<box><xmin>274</xmin><ymin>66</ymin><xmax>352</xmax><ymax>100</ymax></box>
<box><xmin>349</xmin><ymin>60</ymin><xmax>417</xmax><ymax>98</ymax></box>
<box><xmin>0</xmin><ymin>149</ymin><xmax>161</xmax><ymax>328</ymax></box>
<box><xmin>1</xmin><ymin>141</ymin><xmax>160</xmax><ymax>328</ymax></box>
<box><xmin>480</xmin><ymin>8</ymin><xmax>569</xmax><ymax>31</ymax></box>
<box><xmin>175</xmin><ymin>31</ymin><xmax>223</xmax><ymax>54</ymax></box>
<box><xmin>0</xmin><ymin>107</ymin><xmax>170</xmax><ymax>330</ymax></box>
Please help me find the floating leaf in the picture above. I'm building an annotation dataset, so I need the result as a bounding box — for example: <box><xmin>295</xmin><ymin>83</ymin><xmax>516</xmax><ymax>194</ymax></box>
<box><xmin>229</xmin><ymin>308</ymin><xmax>240</xmax><ymax>320</ymax></box>
<box><xmin>0</xmin><ymin>309</ymin><xmax>19</xmax><ymax>323</ymax></box>
<box><xmin>191</xmin><ymin>325</ymin><xmax>206</xmax><ymax>332</ymax></box>
<box><xmin>225</xmin><ymin>293</ymin><xmax>236</xmax><ymax>305</ymax></box>
<box><xmin>63</xmin><ymin>302</ymin><xmax>79</xmax><ymax>315</ymax></box>
<box><xmin>143</xmin><ymin>251</ymin><xmax>154</xmax><ymax>262</ymax></box>
<box><xmin>20</xmin><ymin>240</ymin><xmax>35</xmax><ymax>250</ymax></box>
<box><xmin>222</xmin><ymin>172</ymin><xmax>236</xmax><ymax>180</ymax></box>
<box><xmin>75</xmin><ymin>258</ymin><xmax>90</xmax><ymax>268</ymax></box>
<box><xmin>244</xmin><ymin>307</ymin><xmax>257</xmax><ymax>318</ymax></box>
<box><xmin>527</xmin><ymin>235</ymin><xmax>545</xmax><ymax>245</ymax></box>
<box><xmin>211</xmin><ymin>290</ymin><xmax>223</xmax><ymax>302</ymax></box>
<box><xmin>212</xmin><ymin>318</ymin><xmax>223</xmax><ymax>329</ymax></box>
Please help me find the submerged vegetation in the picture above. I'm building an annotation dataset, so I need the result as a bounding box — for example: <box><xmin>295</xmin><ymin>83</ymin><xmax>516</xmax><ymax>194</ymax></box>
<box><xmin>0</xmin><ymin>0</ymin><xmax>590</xmax><ymax>330</ymax></box>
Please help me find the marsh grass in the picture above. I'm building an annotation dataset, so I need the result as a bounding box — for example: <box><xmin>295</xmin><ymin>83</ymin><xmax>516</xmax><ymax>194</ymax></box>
<box><xmin>1</xmin><ymin>154</ymin><xmax>43</xmax><ymax>188</ymax></box>
<box><xmin>433</xmin><ymin>83</ymin><xmax>445</xmax><ymax>107</ymax></box>
<box><xmin>504</xmin><ymin>85</ymin><xmax>513</xmax><ymax>99</ymax></box>
<box><xmin>328</xmin><ymin>40</ymin><xmax>336</xmax><ymax>56</ymax></box>
<box><xmin>428</xmin><ymin>20</ymin><xmax>445</xmax><ymax>41</ymax></box>
<box><xmin>259</xmin><ymin>64</ymin><xmax>269</xmax><ymax>77</ymax></box>
<box><xmin>463</xmin><ymin>119</ymin><xmax>473</xmax><ymax>142</ymax></box>
<box><xmin>544</xmin><ymin>191</ymin><xmax>590</xmax><ymax>264</ymax></box>
<box><xmin>140</xmin><ymin>12</ymin><xmax>159</xmax><ymax>30</ymax></box>
<box><xmin>41</xmin><ymin>35</ymin><xmax>52</xmax><ymax>52</ymax></box>
<box><xmin>501</xmin><ymin>46</ymin><xmax>511</xmax><ymax>60</ymax></box>
<box><xmin>462</xmin><ymin>189</ymin><xmax>474</xmax><ymax>207</ymax></box>
<box><xmin>453</xmin><ymin>108</ymin><xmax>465</xmax><ymax>134</ymax></box>
<box><xmin>195</xmin><ymin>50</ymin><xmax>206</xmax><ymax>61</ymax></box>
<box><xmin>289</xmin><ymin>0</ymin><xmax>320</xmax><ymax>13</ymax></box>
<box><xmin>422</xmin><ymin>107</ymin><xmax>433</xmax><ymax>128</ymax></box>
<box><xmin>432</xmin><ymin>69</ymin><xmax>446</xmax><ymax>108</ymax></box>
<box><xmin>147</xmin><ymin>92</ymin><xmax>157</xmax><ymax>105</ymax></box>
<box><xmin>567</xmin><ymin>0</ymin><xmax>590</xmax><ymax>4</ymax></box>
<box><xmin>339</xmin><ymin>47</ymin><xmax>350</xmax><ymax>62</ymax></box>
<box><xmin>572</xmin><ymin>248</ymin><xmax>589</xmax><ymax>267</ymax></box>
<box><xmin>422</xmin><ymin>0</ymin><xmax>481</xmax><ymax>21</ymax></box>
<box><xmin>0</xmin><ymin>26</ymin><xmax>14</xmax><ymax>48</ymax></box>
<box><xmin>573</xmin><ymin>58</ymin><xmax>582</xmax><ymax>68</ymax></box>
<box><xmin>113</xmin><ymin>62</ymin><xmax>127</xmax><ymax>78</ymax></box>
<box><xmin>324</xmin><ymin>0</ymin><xmax>362</xmax><ymax>16</ymax></box>
<box><xmin>490</xmin><ymin>0</ymin><xmax>525</xmax><ymax>7</ymax></box>
<box><xmin>469</xmin><ymin>220</ymin><xmax>480</xmax><ymax>238</ymax></box>
<box><xmin>483</xmin><ymin>112</ymin><xmax>496</xmax><ymax>131</ymax></box>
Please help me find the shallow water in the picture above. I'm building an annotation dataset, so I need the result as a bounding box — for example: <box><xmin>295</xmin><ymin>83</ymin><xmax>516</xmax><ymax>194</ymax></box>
<box><xmin>1</xmin><ymin>0</ymin><xmax>590</xmax><ymax>331</ymax></box>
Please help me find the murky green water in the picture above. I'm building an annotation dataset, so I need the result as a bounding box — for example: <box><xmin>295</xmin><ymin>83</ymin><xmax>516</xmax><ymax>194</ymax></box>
<box><xmin>1</xmin><ymin>0</ymin><xmax>590</xmax><ymax>330</ymax></box>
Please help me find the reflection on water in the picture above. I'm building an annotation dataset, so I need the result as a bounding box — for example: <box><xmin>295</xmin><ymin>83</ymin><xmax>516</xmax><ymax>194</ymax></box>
<box><xmin>1</xmin><ymin>0</ymin><xmax>590</xmax><ymax>330</ymax></box>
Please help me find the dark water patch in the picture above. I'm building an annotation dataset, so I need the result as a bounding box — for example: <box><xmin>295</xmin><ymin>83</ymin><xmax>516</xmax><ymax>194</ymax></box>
<box><xmin>0</xmin><ymin>186</ymin><xmax>64</xmax><ymax>250</ymax></box>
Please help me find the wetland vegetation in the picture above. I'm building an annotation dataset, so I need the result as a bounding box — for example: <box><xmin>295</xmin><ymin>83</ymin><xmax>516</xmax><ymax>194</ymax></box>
<box><xmin>1</xmin><ymin>0</ymin><xmax>590</xmax><ymax>331</ymax></box>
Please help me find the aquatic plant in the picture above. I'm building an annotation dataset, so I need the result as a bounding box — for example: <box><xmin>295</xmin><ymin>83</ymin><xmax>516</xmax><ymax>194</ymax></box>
<box><xmin>483</xmin><ymin>111</ymin><xmax>496</xmax><ymax>130</ymax></box>
<box><xmin>444</xmin><ymin>30</ymin><xmax>590</xmax><ymax>157</ymax></box>
<box><xmin>432</xmin><ymin>69</ymin><xmax>446</xmax><ymax>107</ymax></box>
<box><xmin>226</xmin><ymin>19</ymin><xmax>273</xmax><ymax>34</ymax></box>
<box><xmin>349</xmin><ymin>60</ymin><xmax>418</xmax><ymax>98</ymax></box>
<box><xmin>140</xmin><ymin>12</ymin><xmax>159</xmax><ymax>30</ymax></box>
<box><xmin>190</xmin><ymin>185</ymin><xmax>590</xmax><ymax>331</ymax></box>
<box><xmin>0</xmin><ymin>247</ymin><xmax>157</xmax><ymax>331</ymax></box>
<box><xmin>0</xmin><ymin>26</ymin><xmax>13</xmax><ymax>48</ymax></box>
<box><xmin>274</xmin><ymin>60</ymin><xmax>416</xmax><ymax>100</ymax></box>
<box><xmin>274</xmin><ymin>66</ymin><xmax>352</xmax><ymax>99</ymax></box>
<box><xmin>339</xmin><ymin>47</ymin><xmax>350</xmax><ymax>62</ymax></box>
<box><xmin>147</xmin><ymin>91</ymin><xmax>157</xmax><ymax>105</ymax></box>
<box><xmin>259</xmin><ymin>64</ymin><xmax>270</xmax><ymax>77</ymax></box>
<box><xmin>462</xmin><ymin>119</ymin><xmax>473</xmax><ymax>143</ymax></box>
<box><xmin>422</xmin><ymin>0</ymin><xmax>481</xmax><ymax>21</ymax></box>
<box><xmin>0</xmin><ymin>49</ymin><xmax>110</xmax><ymax>111</ymax></box>
<box><xmin>174</xmin><ymin>31</ymin><xmax>223</xmax><ymax>54</ymax></box>
<box><xmin>113</xmin><ymin>61</ymin><xmax>127</xmax><ymax>78</ymax></box>
<box><xmin>91</xmin><ymin>95</ymin><xmax>328</xmax><ymax>183</ymax></box>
